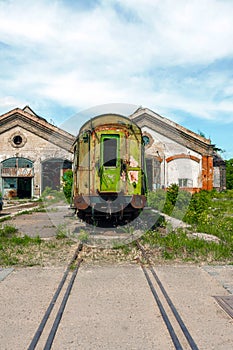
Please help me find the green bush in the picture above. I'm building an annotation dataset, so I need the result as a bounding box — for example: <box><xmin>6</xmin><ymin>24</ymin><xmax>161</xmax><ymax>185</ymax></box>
<box><xmin>148</xmin><ymin>184</ymin><xmax>191</xmax><ymax>218</ymax></box>
<box><xmin>147</xmin><ymin>189</ymin><xmax>166</xmax><ymax>211</ymax></box>
<box><xmin>183</xmin><ymin>190</ymin><xmax>212</xmax><ymax>224</ymax></box>
<box><xmin>62</xmin><ymin>170</ymin><xmax>73</xmax><ymax>202</ymax></box>
<box><xmin>226</xmin><ymin>158</ymin><xmax>233</xmax><ymax>189</ymax></box>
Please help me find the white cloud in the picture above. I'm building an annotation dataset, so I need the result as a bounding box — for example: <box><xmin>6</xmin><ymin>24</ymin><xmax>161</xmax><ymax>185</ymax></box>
<box><xmin>0</xmin><ymin>96</ymin><xmax>22</xmax><ymax>110</ymax></box>
<box><xmin>0</xmin><ymin>0</ymin><xmax>233</xmax><ymax>126</ymax></box>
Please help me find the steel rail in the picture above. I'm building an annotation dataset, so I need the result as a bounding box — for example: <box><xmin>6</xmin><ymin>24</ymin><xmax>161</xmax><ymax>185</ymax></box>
<box><xmin>141</xmin><ymin>264</ymin><xmax>183</xmax><ymax>350</ymax></box>
<box><xmin>149</xmin><ymin>266</ymin><xmax>199</xmax><ymax>350</ymax></box>
<box><xmin>44</xmin><ymin>258</ymin><xmax>83</xmax><ymax>350</ymax></box>
<box><xmin>136</xmin><ymin>240</ymin><xmax>199</xmax><ymax>350</ymax></box>
<box><xmin>27</xmin><ymin>243</ymin><xmax>83</xmax><ymax>350</ymax></box>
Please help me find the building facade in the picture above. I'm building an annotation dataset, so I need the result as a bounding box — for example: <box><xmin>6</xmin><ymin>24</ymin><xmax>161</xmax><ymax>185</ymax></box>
<box><xmin>0</xmin><ymin>106</ymin><xmax>74</xmax><ymax>198</ymax></box>
<box><xmin>130</xmin><ymin>107</ymin><xmax>226</xmax><ymax>193</ymax></box>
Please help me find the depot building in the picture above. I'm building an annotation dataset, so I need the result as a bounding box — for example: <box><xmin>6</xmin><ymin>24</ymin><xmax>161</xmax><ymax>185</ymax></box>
<box><xmin>0</xmin><ymin>105</ymin><xmax>225</xmax><ymax>199</ymax></box>
<box><xmin>0</xmin><ymin>106</ymin><xmax>74</xmax><ymax>198</ymax></box>
<box><xmin>130</xmin><ymin>107</ymin><xmax>226</xmax><ymax>193</ymax></box>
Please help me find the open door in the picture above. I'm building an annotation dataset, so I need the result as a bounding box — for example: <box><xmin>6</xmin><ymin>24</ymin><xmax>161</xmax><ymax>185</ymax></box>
<box><xmin>18</xmin><ymin>178</ymin><xmax>32</xmax><ymax>198</ymax></box>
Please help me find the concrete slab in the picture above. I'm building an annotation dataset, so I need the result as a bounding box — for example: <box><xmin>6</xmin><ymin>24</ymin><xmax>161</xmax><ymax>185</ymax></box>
<box><xmin>53</xmin><ymin>264</ymin><xmax>173</xmax><ymax>350</ymax></box>
<box><xmin>202</xmin><ymin>265</ymin><xmax>233</xmax><ymax>294</ymax></box>
<box><xmin>0</xmin><ymin>264</ymin><xmax>232</xmax><ymax>350</ymax></box>
<box><xmin>0</xmin><ymin>268</ymin><xmax>14</xmax><ymax>282</ymax></box>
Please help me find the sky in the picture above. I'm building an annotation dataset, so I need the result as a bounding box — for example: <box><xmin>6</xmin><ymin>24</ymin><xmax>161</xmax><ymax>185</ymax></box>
<box><xmin>0</xmin><ymin>0</ymin><xmax>233</xmax><ymax>159</ymax></box>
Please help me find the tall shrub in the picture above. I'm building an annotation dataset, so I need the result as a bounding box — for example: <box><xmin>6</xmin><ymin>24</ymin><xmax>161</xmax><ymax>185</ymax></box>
<box><xmin>62</xmin><ymin>170</ymin><xmax>73</xmax><ymax>202</ymax></box>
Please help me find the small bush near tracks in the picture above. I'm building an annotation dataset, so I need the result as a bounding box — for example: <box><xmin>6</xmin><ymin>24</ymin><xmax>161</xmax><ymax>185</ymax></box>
<box><xmin>147</xmin><ymin>184</ymin><xmax>192</xmax><ymax>219</ymax></box>
<box><xmin>0</xmin><ymin>224</ymin><xmax>75</xmax><ymax>267</ymax></box>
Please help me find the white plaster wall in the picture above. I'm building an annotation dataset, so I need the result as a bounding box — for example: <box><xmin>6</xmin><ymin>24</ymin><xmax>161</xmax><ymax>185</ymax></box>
<box><xmin>213</xmin><ymin>167</ymin><xmax>220</xmax><ymax>187</ymax></box>
<box><xmin>166</xmin><ymin>158</ymin><xmax>202</xmax><ymax>188</ymax></box>
<box><xmin>142</xmin><ymin>126</ymin><xmax>202</xmax><ymax>189</ymax></box>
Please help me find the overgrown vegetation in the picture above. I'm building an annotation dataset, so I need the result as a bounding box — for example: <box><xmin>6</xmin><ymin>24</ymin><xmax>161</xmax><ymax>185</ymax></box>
<box><xmin>147</xmin><ymin>184</ymin><xmax>192</xmax><ymax>219</ymax></box>
<box><xmin>62</xmin><ymin>169</ymin><xmax>73</xmax><ymax>202</ymax></box>
<box><xmin>0</xmin><ymin>224</ymin><xmax>74</xmax><ymax>267</ymax></box>
<box><xmin>226</xmin><ymin>158</ymin><xmax>233</xmax><ymax>189</ymax></box>
<box><xmin>1</xmin><ymin>184</ymin><xmax>232</xmax><ymax>266</ymax></box>
<box><xmin>140</xmin><ymin>229</ymin><xmax>232</xmax><ymax>262</ymax></box>
<box><xmin>145</xmin><ymin>186</ymin><xmax>233</xmax><ymax>262</ymax></box>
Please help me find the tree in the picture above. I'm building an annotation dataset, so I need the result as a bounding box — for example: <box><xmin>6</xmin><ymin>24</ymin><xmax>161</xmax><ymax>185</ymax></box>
<box><xmin>226</xmin><ymin>158</ymin><xmax>233</xmax><ymax>189</ymax></box>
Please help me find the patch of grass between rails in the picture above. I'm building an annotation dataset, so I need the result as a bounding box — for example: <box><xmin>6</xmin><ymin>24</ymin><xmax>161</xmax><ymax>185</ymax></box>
<box><xmin>0</xmin><ymin>224</ymin><xmax>76</xmax><ymax>267</ymax></box>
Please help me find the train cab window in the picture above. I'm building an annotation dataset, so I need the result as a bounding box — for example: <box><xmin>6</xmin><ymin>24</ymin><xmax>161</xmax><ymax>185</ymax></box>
<box><xmin>102</xmin><ymin>136</ymin><xmax>118</xmax><ymax>167</ymax></box>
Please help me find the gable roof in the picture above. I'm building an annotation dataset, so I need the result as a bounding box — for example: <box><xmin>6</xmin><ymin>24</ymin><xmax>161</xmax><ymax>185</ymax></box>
<box><xmin>0</xmin><ymin>106</ymin><xmax>75</xmax><ymax>152</ymax></box>
<box><xmin>130</xmin><ymin>107</ymin><xmax>214</xmax><ymax>155</ymax></box>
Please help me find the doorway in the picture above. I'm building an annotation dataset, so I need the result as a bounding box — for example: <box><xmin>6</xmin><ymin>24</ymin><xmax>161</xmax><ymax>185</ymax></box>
<box><xmin>18</xmin><ymin>178</ymin><xmax>32</xmax><ymax>198</ymax></box>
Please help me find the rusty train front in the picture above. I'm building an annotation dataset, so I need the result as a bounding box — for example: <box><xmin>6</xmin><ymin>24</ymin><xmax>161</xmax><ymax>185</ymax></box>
<box><xmin>72</xmin><ymin>114</ymin><xmax>147</xmax><ymax>224</ymax></box>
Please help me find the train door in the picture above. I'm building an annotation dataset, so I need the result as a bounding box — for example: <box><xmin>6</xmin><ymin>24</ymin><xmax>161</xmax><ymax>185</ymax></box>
<box><xmin>100</xmin><ymin>134</ymin><xmax>120</xmax><ymax>192</ymax></box>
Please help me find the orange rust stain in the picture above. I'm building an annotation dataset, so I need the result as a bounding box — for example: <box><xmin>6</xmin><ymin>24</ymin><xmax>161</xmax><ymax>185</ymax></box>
<box><xmin>202</xmin><ymin>155</ymin><xmax>213</xmax><ymax>190</ymax></box>
<box><xmin>166</xmin><ymin>153</ymin><xmax>200</xmax><ymax>163</ymax></box>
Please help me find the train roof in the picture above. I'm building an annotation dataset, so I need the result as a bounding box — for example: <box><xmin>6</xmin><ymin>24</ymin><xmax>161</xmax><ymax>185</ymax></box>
<box><xmin>77</xmin><ymin>113</ymin><xmax>142</xmax><ymax>136</ymax></box>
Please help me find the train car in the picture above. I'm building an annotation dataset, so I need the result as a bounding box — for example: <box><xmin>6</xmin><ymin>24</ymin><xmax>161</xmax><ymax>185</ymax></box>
<box><xmin>72</xmin><ymin>114</ymin><xmax>147</xmax><ymax>225</ymax></box>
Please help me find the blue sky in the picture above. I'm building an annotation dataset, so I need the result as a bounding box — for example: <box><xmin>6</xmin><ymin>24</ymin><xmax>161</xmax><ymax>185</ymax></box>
<box><xmin>0</xmin><ymin>0</ymin><xmax>233</xmax><ymax>158</ymax></box>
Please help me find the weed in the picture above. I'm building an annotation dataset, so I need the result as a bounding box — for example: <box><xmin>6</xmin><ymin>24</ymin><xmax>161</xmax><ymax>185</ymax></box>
<box><xmin>0</xmin><ymin>225</ymin><xmax>18</xmax><ymax>238</ymax></box>
<box><xmin>78</xmin><ymin>230</ymin><xmax>90</xmax><ymax>243</ymax></box>
<box><xmin>112</xmin><ymin>242</ymin><xmax>130</xmax><ymax>254</ymax></box>
<box><xmin>0</xmin><ymin>230</ymin><xmax>74</xmax><ymax>267</ymax></box>
<box><xmin>56</xmin><ymin>225</ymin><xmax>67</xmax><ymax>239</ymax></box>
<box><xmin>140</xmin><ymin>227</ymin><xmax>232</xmax><ymax>263</ymax></box>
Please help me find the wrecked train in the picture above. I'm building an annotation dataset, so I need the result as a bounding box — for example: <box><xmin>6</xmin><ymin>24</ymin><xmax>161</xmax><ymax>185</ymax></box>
<box><xmin>71</xmin><ymin>114</ymin><xmax>147</xmax><ymax>224</ymax></box>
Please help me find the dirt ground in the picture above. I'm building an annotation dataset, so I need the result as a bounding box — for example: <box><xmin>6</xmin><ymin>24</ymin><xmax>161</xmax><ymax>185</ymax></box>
<box><xmin>1</xmin><ymin>203</ymin><xmax>77</xmax><ymax>238</ymax></box>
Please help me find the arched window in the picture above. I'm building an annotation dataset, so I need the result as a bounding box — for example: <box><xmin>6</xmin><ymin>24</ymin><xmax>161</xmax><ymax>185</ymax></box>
<box><xmin>2</xmin><ymin>157</ymin><xmax>33</xmax><ymax>168</ymax></box>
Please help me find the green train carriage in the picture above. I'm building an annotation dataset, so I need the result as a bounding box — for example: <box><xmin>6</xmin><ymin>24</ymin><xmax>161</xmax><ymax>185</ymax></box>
<box><xmin>72</xmin><ymin>114</ymin><xmax>147</xmax><ymax>224</ymax></box>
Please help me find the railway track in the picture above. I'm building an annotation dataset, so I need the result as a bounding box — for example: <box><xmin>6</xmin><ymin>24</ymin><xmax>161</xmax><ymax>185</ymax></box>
<box><xmin>136</xmin><ymin>240</ymin><xmax>200</xmax><ymax>350</ymax></box>
<box><xmin>27</xmin><ymin>243</ymin><xmax>83</xmax><ymax>350</ymax></box>
<box><xmin>26</xmin><ymin>228</ymin><xmax>200</xmax><ymax>349</ymax></box>
<box><xmin>0</xmin><ymin>201</ymin><xmax>41</xmax><ymax>218</ymax></box>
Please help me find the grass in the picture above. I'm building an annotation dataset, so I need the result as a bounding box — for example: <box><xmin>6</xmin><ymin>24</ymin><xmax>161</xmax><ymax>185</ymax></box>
<box><xmin>78</xmin><ymin>230</ymin><xmax>90</xmax><ymax>243</ymax></box>
<box><xmin>40</xmin><ymin>187</ymin><xmax>68</xmax><ymax>205</ymax></box>
<box><xmin>141</xmin><ymin>189</ymin><xmax>233</xmax><ymax>263</ymax></box>
<box><xmin>15</xmin><ymin>207</ymin><xmax>47</xmax><ymax>216</ymax></box>
<box><xmin>0</xmin><ymin>224</ymin><xmax>75</xmax><ymax>267</ymax></box>
<box><xmin>0</xmin><ymin>190</ymin><xmax>232</xmax><ymax>266</ymax></box>
<box><xmin>140</xmin><ymin>229</ymin><xmax>232</xmax><ymax>263</ymax></box>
